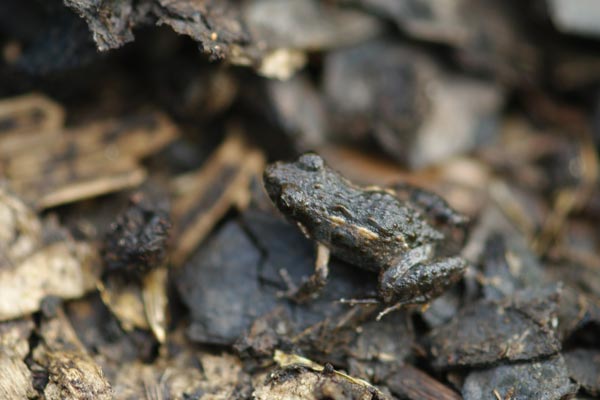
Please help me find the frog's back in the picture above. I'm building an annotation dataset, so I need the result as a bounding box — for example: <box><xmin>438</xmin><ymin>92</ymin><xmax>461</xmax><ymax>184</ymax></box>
<box><xmin>307</xmin><ymin>174</ymin><xmax>442</xmax><ymax>270</ymax></box>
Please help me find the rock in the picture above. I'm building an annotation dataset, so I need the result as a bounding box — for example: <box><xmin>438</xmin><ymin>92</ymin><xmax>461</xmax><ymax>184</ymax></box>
<box><xmin>462</xmin><ymin>355</ymin><xmax>578</xmax><ymax>400</ymax></box>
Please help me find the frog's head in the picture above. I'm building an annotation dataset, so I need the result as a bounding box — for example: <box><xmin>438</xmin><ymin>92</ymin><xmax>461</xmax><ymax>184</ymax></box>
<box><xmin>263</xmin><ymin>153</ymin><xmax>325</xmax><ymax>218</ymax></box>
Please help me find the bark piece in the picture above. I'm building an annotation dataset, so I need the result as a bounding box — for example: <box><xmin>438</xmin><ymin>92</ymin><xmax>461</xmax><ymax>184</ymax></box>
<box><xmin>324</xmin><ymin>40</ymin><xmax>503</xmax><ymax>168</ymax></box>
<box><xmin>254</xmin><ymin>351</ymin><xmax>390</xmax><ymax>400</ymax></box>
<box><xmin>154</xmin><ymin>0</ymin><xmax>249</xmax><ymax>59</ymax></box>
<box><xmin>462</xmin><ymin>355</ymin><xmax>578</xmax><ymax>400</ymax></box>
<box><xmin>177</xmin><ymin>221</ymin><xmax>277</xmax><ymax>345</ymax></box>
<box><xmin>36</xmin><ymin>351</ymin><xmax>112</xmax><ymax>400</ymax></box>
<box><xmin>65</xmin><ymin>294</ymin><xmax>149</xmax><ymax>374</ymax></box>
<box><xmin>556</xmin><ymin>285</ymin><xmax>600</xmax><ymax>341</ymax></box>
<box><xmin>428</xmin><ymin>286</ymin><xmax>562</xmax><ymax>368</ymax></box>
<box><xmin>546</xmin><ymin>259</ymin><xmax>600</xmax><ymax>340</ymax></box>
<box><xmin>348</xmin><ymin>311</ymin><xmax>415</xmax><ymax>369</ymax></box>
<box><xmin>480</xmin><ymin>233</ymin><xmax>546</xmax><ymax>301</ymax></box>
<box><xmin>0</xmin><ymin>93</ymin><xmax>64</xmax><ymax>141</ymax></box>
<box><xmin>61</xmin><ymin>0</ymin><xmax>381</xmax><ymax>78</ymax></box>
<box><xmin>0</xmin><ymin>241</ymin><xmax>99</xmax><ymax>321</ymax></box>
<box><xmin>234</xmin><ymin>307</ymin><xmax>295</xmax><ymax>360</ymax></box>
<box><xmin>0</xmin><ymin>100</ymin><xmax>179</xmax><ymax>208</ymax></box>
<box><xmin>11</xmin><ymin>0</ymin><xmax>241</xmax><ymax>71</ymax></box>
<box><xmin>112</xmin><ymin>361</ymin><xmax>205</xmax><ymax>400</ymax></box>
<box><xmin>255</xmin><ymin>365</ymin><xmax>389</xmax><ymax>400</ymax></box>
<box><xmin>0</xmin><ymin>354</ymin><xmax>36</xmax><ymax>399</ymax></box>
<box><xmin>564</xmin><ymin>349</ymin><xmax>600</xmax><ymax>396</ymax></box>
<box><xmin>111</xmin><ymin>352</ymin><xmax>251</xmax><ymax>399</ymax></box>
<box><xmin>65</xmin><ymin>0</ymin><xmax>248</xmax><ymax>57</ymax></box>
<box><xmin>0</xmin><ymin>318</ymin><xmax>34</xmax><ymax>359</ymax></box>
<box><xmin>385</xmin><ymin>364</ymin><xmax>461</xmax><ymax>400</ymax></box>
<box><xmin>171</xmin><ymin>134</ymin><xmax>264</xmax><ymax>266</ymax></box>
<box><xmin>31</xmin><ymin>308</ymin><xmax>113</xmax><ymax>399</ymax></box>
<box><xmin>347</xmin><ymin>311</ymin><xmax>416</xmax><ymax>384</ymax></box>
<box><xmin>0</xmin><ymin>186</ymin><xmax>100</xmax><ymax>320</ymax></box>
<box><xmin>0</xmin><ymin>186</ymin><xmax>42</xmax><ymax>266</ymax></box>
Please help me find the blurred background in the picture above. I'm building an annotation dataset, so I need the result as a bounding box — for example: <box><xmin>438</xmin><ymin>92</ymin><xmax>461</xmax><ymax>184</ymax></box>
<box><xmin>1</xmin><ymin>1</ymin><xmax>600</xmax><ymax>399</ymax></box>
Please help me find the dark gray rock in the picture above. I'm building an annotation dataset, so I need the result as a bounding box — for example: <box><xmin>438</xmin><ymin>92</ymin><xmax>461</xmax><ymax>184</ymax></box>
<box><xmin>177</xmin><ymin>221</ymin><xmax>278</xmax><ymax>345</ymax></box>
<box><xmin>462</xmin><ymin>356</ymin><xmax>578</xmax><ymax>400</ymax></box>
<box><xmin>429</xmin><ymin>286</ymin><xmax>562</xmax><ymax>368</ymax></box>
<box><xmin>564</xmin><ymin>349</ymin><xmax>600</xmax><ymax>396</ymax></box>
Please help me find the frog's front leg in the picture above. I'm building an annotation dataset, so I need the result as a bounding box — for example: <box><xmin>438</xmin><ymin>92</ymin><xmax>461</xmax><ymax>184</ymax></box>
<box><xmin>378</xmin><ymin>245</ymin><xmax>467</xmax><ymax>307</ymax></box>
<box><xmin>280</xmin><ymin>243</ymin><xmax>330</xmax><ymax>303</ymax></box>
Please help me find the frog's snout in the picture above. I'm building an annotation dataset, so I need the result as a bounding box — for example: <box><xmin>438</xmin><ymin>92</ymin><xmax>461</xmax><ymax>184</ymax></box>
<box><xmin>263</xmin><ymin>165</ymin><xmax>282</xmax><ymax>197</ymax></box>
<box><xmin>278</xmin><ymin>184</ymin><xmax>304</xmax><ymax>214</ymax></box>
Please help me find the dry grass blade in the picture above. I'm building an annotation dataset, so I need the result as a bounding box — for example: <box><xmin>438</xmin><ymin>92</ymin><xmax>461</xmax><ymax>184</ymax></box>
<box><xmin>142</xmin><ymin>266</ymin><xmax>169</xmax><ymax>343</ymax></box>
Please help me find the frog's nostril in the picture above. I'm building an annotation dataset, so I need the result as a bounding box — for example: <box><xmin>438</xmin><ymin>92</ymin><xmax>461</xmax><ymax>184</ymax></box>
<box><xmin>280</xmin><ymin>185</ymin><xmax>304</xmax><ymax>211</ymax></box>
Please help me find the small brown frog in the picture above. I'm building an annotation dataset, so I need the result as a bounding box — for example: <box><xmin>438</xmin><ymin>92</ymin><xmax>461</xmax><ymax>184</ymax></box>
<box><xmin>263</xmin><ymin>153</ymin><xmax>468</xmax><ymax>318</ymax></box>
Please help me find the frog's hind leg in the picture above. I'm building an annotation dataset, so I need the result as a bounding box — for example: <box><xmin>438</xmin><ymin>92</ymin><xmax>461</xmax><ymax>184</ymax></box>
<box><xmin>379</xmin><ymin>250</ymin><xmax>467</xmax><ymax>307</ymax></box>
<box><xmin>279</xmin><ymin>243</ymin><xmax>330</xmax><ymax>303</ymax></box>
<box><xmin>392</xmin><ymin>183</ymin><xmax>469</xmax><ymax>245</ymax></box>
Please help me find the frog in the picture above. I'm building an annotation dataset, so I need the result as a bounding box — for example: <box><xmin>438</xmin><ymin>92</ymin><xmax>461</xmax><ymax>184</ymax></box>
<box><xmin>263</xmin><ymin>153</ymin><xmax>468</xmax><ymax>319</ymax></box>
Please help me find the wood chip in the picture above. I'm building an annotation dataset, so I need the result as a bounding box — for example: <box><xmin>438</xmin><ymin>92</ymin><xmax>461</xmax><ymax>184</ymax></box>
<box><xmin>385</xmin><ymin>364</ymin><xmax>461</xmax><ymax>400</ymax></box>
<box><xmin>0</xmin><ymin>241</ymin><xmax>100</xmax><ymax>321</ymax></box>
<box><xmin>0</xmin><ymin>93</ymin><xmax>64</xmax><ymax>142</ymax></box>
<box><xmin>0</xmin><ymin>355</ymin><xmax>36</xmax><ymax>399</ymax></box>
<box><xmin>32</xmin><ymin>306</ymin><xmax>113</xmax><ymax>399</ymax></box>
<box><xmin>171</xmin><ymin>133</ymin><xmax>265</xmax><ymax>266</ymax></box>
<box><xmin>0</xmin><ymin>95</ymin><xmax>178</xmax><ymax>209</ymax></box>
<box><xmin>98</xmin><ymin>278</ymin><xmax>149</xmax><ymax>332</ymax></box>
<box><xmin>0</xmin><ymin>186</ymin><xmax>101</xmax><ymax>321</ymax></box>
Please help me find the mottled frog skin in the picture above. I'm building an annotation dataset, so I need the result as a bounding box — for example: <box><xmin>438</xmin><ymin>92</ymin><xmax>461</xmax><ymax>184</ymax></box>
<box><xmin>263</xmin><ymin>153</ymin><xmax>467</xmax><ymax>306</ymax></box>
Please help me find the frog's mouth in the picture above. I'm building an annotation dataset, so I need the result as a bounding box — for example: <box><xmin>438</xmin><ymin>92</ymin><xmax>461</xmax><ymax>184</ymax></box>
<box><xmin>262</xmin><ymin>166</ymin><xmax>283</xmax><ymax>203</ymax></box>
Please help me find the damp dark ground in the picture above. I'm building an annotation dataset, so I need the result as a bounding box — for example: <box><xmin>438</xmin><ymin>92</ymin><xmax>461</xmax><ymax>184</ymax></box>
<box><xmin>1</xmin><ymin>1</ymin><xmax>600</xmax><ymax>399</ymax></box>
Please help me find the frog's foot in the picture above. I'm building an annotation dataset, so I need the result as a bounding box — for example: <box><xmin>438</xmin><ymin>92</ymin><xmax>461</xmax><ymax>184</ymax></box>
<box><xmin>376</xmin><ymin>303</ymin><xmax>404</xmax><ymax>320</ymax></box>
<box><xmin>278</xmin><ymin>244</ymin><xmax>330</xmax><ymax>303</ymax></box>
<box><xmin>379</xmin><ymin>252</ymin><xmax>467</xmax><ymax>306</ymax></box>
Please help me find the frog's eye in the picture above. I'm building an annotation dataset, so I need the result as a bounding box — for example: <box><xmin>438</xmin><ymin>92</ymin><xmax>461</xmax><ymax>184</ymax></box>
<box><xmin>297</xmin><ymin>153</ymin><xmax>324</xmax><ymax>171</ymax></box>
<box><xmin>279</xmin><ymin>184</ymin><xmax>304</xmax><ymax>212</ymax></box>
